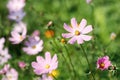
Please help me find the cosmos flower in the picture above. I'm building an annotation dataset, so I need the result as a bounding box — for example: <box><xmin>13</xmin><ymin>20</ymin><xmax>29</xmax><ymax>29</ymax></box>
<box><xmin>0</xmin><ymin>48</ymin><xmax>11</xmax><ymax>65</ymax></box>
<box><xmin>18</xmin><ymin>61</ymin><xmax>26</xmax><ymax>69</ymax></box>
<box><xmin>31</xmin><ymin>52</ymin><xmax>58</xmax><ymax>75</ymax></box>
<box><xmin>2</xmin><ymin>68</ymin><xmax>18</xmax><ymax>80</ymax></box>
<box><xmin>8</xmin><ymin>10</ymin><xmax>26</xmax><ymax>22</ymax></box>
<box><xmin>32</xmin><ymin>30</ymin><xmax>40</xmax><ymax>37</ymax></box>
<box><xmin>7</xmin><ymin>0</ymin><xmax>25</xmax><ymax>12</ymax></box>
<box><xmin>9</xmin><ymin>22</ymin><xmax>27</xmax><ymax>44</ymax></box>
<box><xmin>0</xmin><ymin>64</ymin><xmax>10</xmax><ymax>75</ymax></box>
<box><xmin>97</xmin><ymin>56</ymin><xmax>112</xmax><ymax>70</ymax></box>
<box><xmin>0</xmin><ymin>38</ymin><xmax>5</xmax><ymax>51</ymax></box>
<box><xmin>62</xmin><ymin>18</ymin><xmax>93</xmax><ymax>44</ymax></box>
<box><xmin>22</xmin><ymin>36</ymin><xmax>43</xmax><ymax>55</ymax></box>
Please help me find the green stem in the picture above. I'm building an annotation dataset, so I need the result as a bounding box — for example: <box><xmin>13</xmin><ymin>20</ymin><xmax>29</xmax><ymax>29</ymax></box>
<box><xmin>52</xmin><ymin>38</ymin><xmax>72</xmax><ymax>78</ymax></box>
<box><xmin>80</xmin><ymin>45</ymin><xmax>95</xmax><ymax>80</ymax></box>
<box><xmin>52</xmin><ymin>74</ymin><xmax>58</xmax><ymax>80</ymax></box>
<box><xmin>64</xmin><ymin>45</ymin><xmax>76</xmax><ymax>79</ymax></box>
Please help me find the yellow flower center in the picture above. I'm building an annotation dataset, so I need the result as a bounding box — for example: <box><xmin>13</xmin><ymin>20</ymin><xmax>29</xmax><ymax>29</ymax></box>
<box><xmin>75</xmin><ymin>30</ymin><xmax>80</xmax><ymax>35</ymax></box>
<box><xmin>100</xmin><ymin>63</ymin><xmax>105</xmax><ymax>68</ymax></box>
<box><xmin>45</xmin><ymin>64</ymin><xmax>50</xmax><ymax>69</ymax></box>
<box><xmin>32</xmin><ymin>45</ymin><xmax>36</xmax><ymax>49</ymax></box>
<box><xmin>7</xmin><ymin>75</ymin><xmax>12</xmax><ymax>80</ymax></box>
<box><xmin>19</xmin><ymin>36</ymin><xmax>23</xmax><ymax>40</ymax></box>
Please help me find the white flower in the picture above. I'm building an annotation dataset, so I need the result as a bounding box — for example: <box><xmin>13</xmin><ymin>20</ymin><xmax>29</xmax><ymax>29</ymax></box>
<box><xmin>110</xmin><ymin>32</ymin><xmax>116</xmax><ymax>40</ymax></box>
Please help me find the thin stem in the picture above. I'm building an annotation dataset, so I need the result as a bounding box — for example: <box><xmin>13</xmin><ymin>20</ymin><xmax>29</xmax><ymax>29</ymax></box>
<box><xmin>80</xmin><ymin>45</ymin><xmax>95</xmax><ymax>80</ymax></box>
<box><xmin>52</xmin><ymin>74</ymin><xmax>58</xmax><ymax>80</ymax></box>
<box><xmin>64</xmin><ymin>45</ymin><xmax>76</xmax><ymax>79</ymax></box>
<box><xmin>52</xmin><ymin>38</ymin><xmax>72</xmax><ymax>78</ymax></box>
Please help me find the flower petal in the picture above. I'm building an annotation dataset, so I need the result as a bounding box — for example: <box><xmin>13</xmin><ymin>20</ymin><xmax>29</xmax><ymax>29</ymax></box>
<box><xmin>45</xmin><ymin>52</ymin><xmax>51</xmax><ymax>62</ymax></box>
<box><xmin>31</xmin><ymin>62</ymin><xmax>39</xmax><ymax>69</ymax></box>
<box><xmin>71</xmin><ymin>18</ymin><xmax>78</xmax><ymax>28</ymax></box>
<box><xmin>81</xmin><ymin>25</ymin><xmax>93</xmax><ymax>34</ymax></box>
<box><xmin>77</xmin><ymin>36</ymin><xmax>84</xmax><ymax>44</ymax></box>
<box><xmin>68</xmin><ymin>36</ymin><xmax>76</xmax><ymax>44</ymax></box>
<box><xmin>79</xmin><ymin>18</ymin><xmax>87</xmax><ymax>31</ymax></box>
<box><xmin>62</xmin><ymin>33</ymin><xmax>73</xmax><ymax>38</ymax></box>
<box><xmin>36</xmin><ymin>56</ymin><xmax>44</xmax><ymax>62</ymax></box>
<box><xmin>81</xmin><ymin>35</ymin><xmax>92</xmax><ymax>41</ymax></box>
<box><xmin>63</xmin><ymin>23</ymin><xmax>73</xmax><ymax>32</ymax></box>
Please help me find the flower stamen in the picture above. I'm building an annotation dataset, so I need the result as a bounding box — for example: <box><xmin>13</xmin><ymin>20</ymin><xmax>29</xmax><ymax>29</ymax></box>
<box><xmin>45</xmin><ymin>64</ymin><xmax>50</xmax><ymax>69</ymax></box>
<box><xmin>75</xmin><ymin>30</ymin><xmax>80</xmax><ymax>35</ymax></box>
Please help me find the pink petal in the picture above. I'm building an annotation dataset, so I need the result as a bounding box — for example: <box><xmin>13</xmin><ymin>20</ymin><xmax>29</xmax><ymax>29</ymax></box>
<box><xmin>11</xmin><ymin>31</ymin><xmax>20</xmax><ymax>37</ymax></box>
<box><xmin>45</xmin><ymin>52</ymin><xmax>51</xmax><ymax>62</ymax></box>
<box><xmin>81</xmin><ymin>25</ymin><xmax>93</xmax><ymax>34</ymax></box>
<box><xmin>62</xmin><ymin>33</ymin><xmax>73</xmax><ymax>38</ymax></box>
<box><xmin>63</xmin><ymin>23</ymin><xmax>73</xmax><ymax>32</ymax></box>
<box><xmin>77</xmin><ymin>36</ymin><xmax>84</xmax><ymax>44</ymax></box>
<box><xmin>81</xmin><ymin>35</ymin><xmax>92</xmax><ymax>41</ymax></box>
<box><xmin>34</xmin><ymin>69</ymin><xmax>42</xmax><ymax>75</ymax></box>
<box><xmin>51</xmin><ymin>54</ymin><xmax>57</xmax><ymax>63</ymax></box>
<box><xmin>71</xmin><ymin>18</ymin><xmax>78</xmax><ymax>28</ymax></box>
<box><xmin>31</xmin><ymin>62</ymin><xmax>39</xmax><ymax>69</ymax></box>
<box><xmin>36</xmin><ymin>56</ymin><xmax>44</xmax><ymax>62</ymax></box>
<box><xmin>68</xmin><ymin>36</ymin><xmax>76</xmax><ymax>44</ymax></box>
<box><xmin>79</xmin><ymin>19</ymin><xmax>87</xmax><ymax>31</ymax></box>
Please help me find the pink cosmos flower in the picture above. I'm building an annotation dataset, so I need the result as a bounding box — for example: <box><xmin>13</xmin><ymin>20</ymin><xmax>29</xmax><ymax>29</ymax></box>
<box><xmin>8</xmin><ymin>10</ymin><xmax>26</xmax><ymax>22</ymax></box>
<box><xmin>18</xmin><ymin>61</ymin><xmax>26</xmax><ymax>69</ymax></box>
<box><xmin>0</xmin><ymin>64</ymin><xmax>10</xmax><ymax>75</ymax></box>
<box><xmin>31</xmin><ymin>52</ymin><xmax>58</xmax><ymax>75</ymax></box>
<box><xmin>0</xmin><ymin>38</ymin><xmax>5</xmax><ymax>51</ymax></box>
<box><xmin>9</xmin><ymin>22</ymin><xmax>27</xmax><ymax>44</ymax></box>
<box><xmin>22</xmin><ymin>36</ymin><xmax>43</xmax><ymax>55</ymax></box>
<box><xmin>62</xmin><ymin>18</ymin><xmax>93</xmax><ymax>44</ymax></box>
<box><xmin>97</xmin><ymin>56</ymin><xmax>112</xmax><ymax>70</ymax></box>
<box><xmin>7</xmin><ymin>0</ymin><xmax>25</xmax><ymax>12</ymax></box>
<box><xmin>40</xmin><ymin>74</ymin><xmax>53</xmax><ymax>80</ymax></box>
<box><xmin>32</xmin><ymin>30</ymin><xmax>40</xmax><ymax>37</ymax></box>
<box><xmin>2</xmin><ymin>68</ymin><xmax>18</xmax><ymax>80</ymax></box>
<box><xmin>0</xmin><ymin>48</ymin><xmax>11</xmax><ymax>65</ymax></box>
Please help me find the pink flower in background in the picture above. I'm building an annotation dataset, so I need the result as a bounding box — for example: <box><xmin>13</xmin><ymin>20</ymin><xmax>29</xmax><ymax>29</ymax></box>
<box><xmin>22</xmin><ymin>36</ymin><xmax>43</xmax><ymax>55</ymax></box>
<box><xmin>0</xmin><ymin>48</ymin><xmax>11</xmax><ymax>65</ymax></box>
<box><xmin>7</xmin><ymin>0</ymin><xmax>25</xmax><ymax>12</ymax></box>
<box><xmin>18</xmin><ymin>61</ymin><xmax>26</xmax><ymax>69</ymax></box>
<box><xmin>40</xmin><ymin>74</ymin><xmax>53</xmax><ymax>80</ymax></box>
<box><xmin>0</xmin><ymin>38</ymin><xmax>5</xmax><ymax>51</ymax></box>
<box><xmin>32</xmin><ymin>30</ymin><xmax>40</xmax><ymax>37</ymax></box>
<box><xmin>2</xmin><ymin>68</ymin><xmax>18</xmax><ymax>80</ymax></box>
<box><xmin>0</xmin><ymin>37</ymin><xmax>11</xmax><ymax>65</ymax></box>
<box><xmin>62</xmin><ymin>18</ymin><xmax>93</xmax><ymax>44</ymax></box>
<box><xmin>31</xmin><ymin>52</ymin><xmax>58</xmax><ymax>75</ymax></box>
<box><xmin>8</xmin><ymin>10</ymin><xmax>26</xmax><ymax>22</ymax></box>
<box><xmin>9</xmin><ymin>22</ymin><xmax>27</xmax><ymax>44</ymax></box>
<box><xmin>97</xmin><ymin>56</ymin><xmax>112</xmax><ymax>70</ymax></box>
<box><xmin>0</xmin><ymin>64</ymin><xmax>10</xmax><ymax>75</ymax></box>
<box><xmin>86</xmin><ymin>0</ymin><xmax>92</xmax><ymax>4</ymax></box>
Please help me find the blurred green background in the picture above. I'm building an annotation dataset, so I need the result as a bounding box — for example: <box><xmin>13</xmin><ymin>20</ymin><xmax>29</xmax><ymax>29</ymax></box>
<box><xmin>0</xmin><ymin>0</ymin><xmax>120</xmax><ymax>80</ymax></box>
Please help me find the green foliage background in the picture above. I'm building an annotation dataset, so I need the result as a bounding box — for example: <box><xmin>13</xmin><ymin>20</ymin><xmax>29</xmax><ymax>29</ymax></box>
<box><xmin>0</xmin><ymin>0</ymin><xmax>120</xmax><ymax>80</ymax></box>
